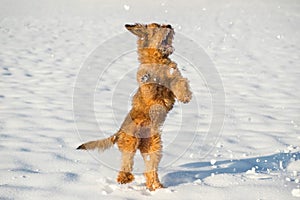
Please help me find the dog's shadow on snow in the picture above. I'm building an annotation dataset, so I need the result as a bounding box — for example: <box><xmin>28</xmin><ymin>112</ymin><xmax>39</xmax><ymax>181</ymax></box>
<box><xmin>162</xmin><ymin>152</ymin><xmax>300</xmax><ymax>187</ymax></box>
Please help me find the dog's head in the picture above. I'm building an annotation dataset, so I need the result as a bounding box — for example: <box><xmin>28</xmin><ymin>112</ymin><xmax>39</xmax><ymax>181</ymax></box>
<box><xmin>125</xmin><ymin>23</ymin><xmax>174</xmax><ymax>56</ymax></box>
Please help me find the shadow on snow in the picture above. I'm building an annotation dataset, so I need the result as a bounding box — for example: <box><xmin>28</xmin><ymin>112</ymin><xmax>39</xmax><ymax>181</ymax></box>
<box><xmin>162</xmin><ymin>152</ymin><xmax>300</xmax><ymax>187</ymax></box>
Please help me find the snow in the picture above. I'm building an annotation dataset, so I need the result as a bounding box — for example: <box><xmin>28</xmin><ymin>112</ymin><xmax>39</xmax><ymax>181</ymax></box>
<box><xmin>0</xmin><ymin>0</ymin><xmax>299</xmax><ymax>199</ymax></box>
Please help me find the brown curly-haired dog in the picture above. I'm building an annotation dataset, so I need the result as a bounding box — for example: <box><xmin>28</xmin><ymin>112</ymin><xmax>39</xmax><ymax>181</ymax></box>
<box><xmin>77</xmin><ymin>23</ymin><xmax>192</xmax><ymax>191</ymax></box>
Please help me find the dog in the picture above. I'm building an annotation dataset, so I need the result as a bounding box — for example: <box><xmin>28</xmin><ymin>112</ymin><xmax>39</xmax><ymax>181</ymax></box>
<box><xmin>77</xmin><ymin>23</ymin><xmax>192</xmax><ymax>191</ymax></box>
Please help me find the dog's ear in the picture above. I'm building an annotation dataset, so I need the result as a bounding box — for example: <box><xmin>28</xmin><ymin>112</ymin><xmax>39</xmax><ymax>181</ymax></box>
<box><xmin>125</xmin><ymin>23</ymin><xmax>146</xmax><ymax>37</ymax></box>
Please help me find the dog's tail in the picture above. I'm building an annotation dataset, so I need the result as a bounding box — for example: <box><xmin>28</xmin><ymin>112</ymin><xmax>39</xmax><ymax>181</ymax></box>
<box><xmin>77</xmin><ymin>133</ymin><xmax>118</xmax><ymax>152</ymax></box>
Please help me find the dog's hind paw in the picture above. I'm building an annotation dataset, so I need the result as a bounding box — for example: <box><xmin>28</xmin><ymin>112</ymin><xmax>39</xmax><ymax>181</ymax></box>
<box><xmin>117</xmin><ymin>171</ymin><xmax>135</xmax><ymax>184</ymax></box>
<box><xmin>147</xmin><ymin>182</ymin><xmax>165</xmax><ymax>191</ymax></box>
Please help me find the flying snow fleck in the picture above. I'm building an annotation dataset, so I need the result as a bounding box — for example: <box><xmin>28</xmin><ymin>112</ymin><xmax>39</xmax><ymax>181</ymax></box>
<box><xmin>210</xmin><ymin>159</ymin><xmax>217</xmax><ymax>165</ymax></box>
<box><xmin>124</xmin><ymin>5</ymin><xmax>130</xmax><ymax>11</ymax></box>
<box><xmin>169</xmin><ymin>68</ymin><xmax>174</xmax><ymax>75</ymax></box>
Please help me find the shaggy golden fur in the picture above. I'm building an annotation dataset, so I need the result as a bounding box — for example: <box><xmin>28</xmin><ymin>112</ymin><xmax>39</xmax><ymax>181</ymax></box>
<box><xmin>77</xmin><ymin>23</ymin><xmax>192</xmax><ymax>191</ymax></box>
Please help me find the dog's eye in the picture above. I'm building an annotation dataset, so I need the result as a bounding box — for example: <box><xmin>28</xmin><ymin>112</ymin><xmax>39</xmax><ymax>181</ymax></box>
<box><xmin>141</xmin><ymin>73</ymin><xmax>150</xmax><ymax>82</ymax></box>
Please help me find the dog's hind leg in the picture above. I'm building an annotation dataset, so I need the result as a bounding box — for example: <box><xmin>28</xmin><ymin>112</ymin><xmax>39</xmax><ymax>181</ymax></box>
<box><xmin>116</xmin><ymin>132</ymin><xmax>138</xmax><ymax>184</ymax></box>
<box><xmin>117</xmin><ymin>151</ymin><xmax>136</xmax><ymax>184</ymax></box>
<box><xmin>139</xmin><ymin>134</ymin><xmax>164</xmax><ymax>191</ymax></box>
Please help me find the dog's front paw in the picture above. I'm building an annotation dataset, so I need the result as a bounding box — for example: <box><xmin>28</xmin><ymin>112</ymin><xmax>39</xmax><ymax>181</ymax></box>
<box><xmin>171</xmin><ymin>78</ymin><xmax>192</xmax><ymax>103</ymax></box>
<box><xmin>146</xmin><ymin>182</ymin><xmax>165</xmax><ymax>191</ymax></box>
<box><xmin>177</xmin><ymin>90</ymin><xmax>192</xmax><ymax>103</ymax></box>
<box><xmin>117</xmin><ymin>171</ymin><xmax>135</xmax><ymax>184</ymax></box>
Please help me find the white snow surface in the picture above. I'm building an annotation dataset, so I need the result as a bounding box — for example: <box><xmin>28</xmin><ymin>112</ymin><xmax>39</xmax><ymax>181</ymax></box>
<box><xmin>0</xmin><ymin>0</ymin><xmax>299</xmax><ymax>199</ymax></box>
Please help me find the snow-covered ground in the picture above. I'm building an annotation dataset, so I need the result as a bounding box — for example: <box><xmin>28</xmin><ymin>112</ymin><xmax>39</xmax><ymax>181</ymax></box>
<box><xmin>0</xmin><ymin>0</ymin><xmax>299</xmax><ymax>199</ymax></box>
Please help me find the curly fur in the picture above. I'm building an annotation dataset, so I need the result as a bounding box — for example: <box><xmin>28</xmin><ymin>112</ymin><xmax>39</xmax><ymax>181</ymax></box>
<box><xmin>77</xmin><ymin>23</ymin><xmax>192</xmax><ymax>191</ymax></box>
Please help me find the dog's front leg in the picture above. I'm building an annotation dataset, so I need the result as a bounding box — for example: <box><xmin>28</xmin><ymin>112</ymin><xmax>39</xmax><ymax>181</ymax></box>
<box><xmin>170</xmin><ymin>76</ymin><xmax>192</xmax><ymax>103</ymax></box>
<box><xmin>167</xmin><ymin>66</ymin><xmax>192</xmax><ymax>103</ymax></box>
